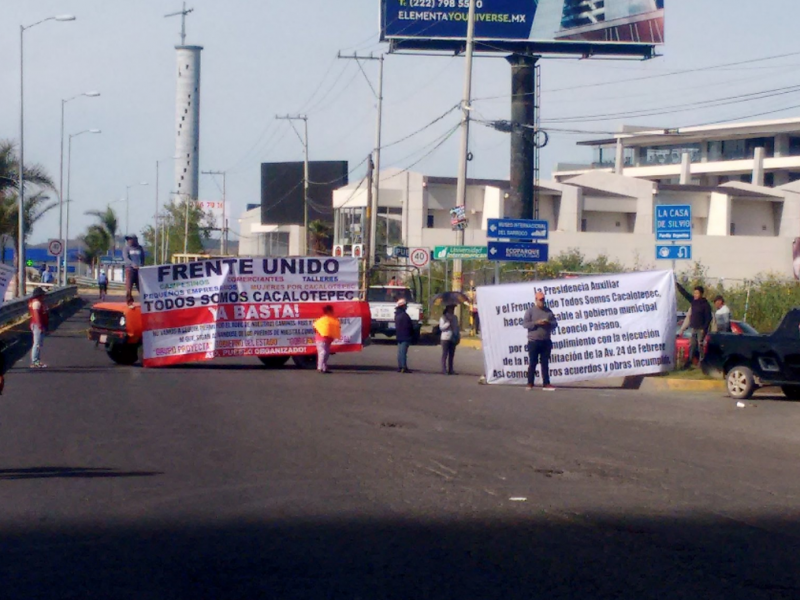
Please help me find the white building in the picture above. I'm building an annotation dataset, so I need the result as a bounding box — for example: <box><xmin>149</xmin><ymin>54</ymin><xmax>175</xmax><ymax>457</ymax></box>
<box><xmin>554</xmin><ymin>118</ymin><xmax>800</xmax><ymax>188</ymax></box>
<box><xmin>323</xmin><ymin>168</ymin><xmax>799</xmax><ymax>280</ymax></box>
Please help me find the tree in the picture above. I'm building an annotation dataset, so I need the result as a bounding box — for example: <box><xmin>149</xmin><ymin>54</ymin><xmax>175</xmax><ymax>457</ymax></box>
<box><xmin>0</xmin><ymin>140</ymin><xmax>56</xmax><ymax>292</ymax></box>
<box><xmin>85</xmin><ymin>206</ymin><xmax>118</xmax><ymax>256</ymax></box>
<box><xmin>79</xmin><ymin>224</ymin><xmax>111</xmax><ymax>275</ymax></box>
<box><xmin>140</xmin><ymin>198</ymin><xmax>213</xmax><ymax>264</ymax></box>
<box><xmin>307</xmin><ymin>219</ymin><xmax>332</xmax><ymax>256</ymax></box>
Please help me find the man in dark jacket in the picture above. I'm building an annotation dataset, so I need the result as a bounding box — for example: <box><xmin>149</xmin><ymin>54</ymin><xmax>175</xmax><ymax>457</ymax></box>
<box><xmin>522</xmin><ymin>290</ymin><xmax>558</xmax><ymax>390</ymax></box>
<box><xmin>123</xmin><ymin>234</ymin><xmax>146</xmax><ymax>306</ymax></box>
<box><xmin>676</xmin><ymin>282</ymin><xmax>712</xmax><ymax>368</ymax></box>
<box><xmin>394</xmin><ymin>298</ymin><xmax>414</xmax><ymax>373</ymax></box>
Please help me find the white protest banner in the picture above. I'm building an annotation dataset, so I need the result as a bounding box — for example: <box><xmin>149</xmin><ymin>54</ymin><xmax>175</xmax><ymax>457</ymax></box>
<box><xmin>0</xmin><ymin>264</ymin><xmax>14</xmax><ymax>302</ymax></box>
<box><xmin>139</xmin><ymin>257</ymin><xmax>362</xmax><ymax>367</ymax></box>
<box><xmin>477</xmin><ymin>270</ymin><xmax>676</xmax><ymax>385</ymax></box>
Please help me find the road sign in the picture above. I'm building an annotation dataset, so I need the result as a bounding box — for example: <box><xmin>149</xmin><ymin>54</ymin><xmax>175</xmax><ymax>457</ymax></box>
<box><xmin>655</xmin><ymin>204</ymin><xmax>692</xmax><ymax>241</ymax></box>
<box><xmin>487</xmin><ymin>218</ymin><xmax>549</xmax><ymax>240</ymax></box>
<box><xmin>48</xmin><ymin>239</ymin><xmax>63</xmax><ymax>256</ymax></box>
<box><xmin>433</xmin><ymin>246</ymin><xmax>488</xmax><ymax>261</ymax></box>
<box><xmin>488</xmin><ymin>241</ymin><xmax>549</xmax><ymax>263</ymax></box>
<box><xmin>333</xmin><ymin>244</ymin><xmax>344</xmax><ymax>257</ymax></box>
<box><xmin>409</xmin><ymin>247</ymin><xmax>430</xmax><ymax>268</ymax></box>
<box><xmin>389</xmin><ymin>246</ymin><xmax>409</xmax><ymax>258</ymax></box>
<box><xmin>656</xmin><ymin>245</ymin><xmax>692</xmax><ymax>261</ymax></box>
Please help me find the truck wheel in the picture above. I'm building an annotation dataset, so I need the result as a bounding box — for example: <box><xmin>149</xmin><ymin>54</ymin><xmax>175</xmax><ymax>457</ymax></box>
<box><xmin>292</xmin><ymin>354</ymin><xmax>318</xmax><ymax>370</ymax></box>
<box><xmin>107</xmin><ymin>344</ymin><xmax>140</xmax><ymax>366</ymax></box>
<box><xmin>258</xmin><ymin>356</ymin><xmax>289</xmax><ymax>369</ymax></box>
<box><xmin>781</xmin><ymin>385</ymin><xmax>800</xmax><ymax>400</ymax></box>
<box><xmin>726</xmin><ymin>365</ymin><xmax>755</xmax><ymax>399</ymax></box>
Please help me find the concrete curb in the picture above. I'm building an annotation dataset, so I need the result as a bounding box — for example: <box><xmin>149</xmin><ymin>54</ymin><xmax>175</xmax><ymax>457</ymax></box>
<box><xmin>640</xmin><ymin>378</ymin><xmax>726</xmax><ymax>392</ymax></box>
<box><xmin>460</xmin><ymin>338</ymin><xmax>482</xmax><ymax>350</ymax></box>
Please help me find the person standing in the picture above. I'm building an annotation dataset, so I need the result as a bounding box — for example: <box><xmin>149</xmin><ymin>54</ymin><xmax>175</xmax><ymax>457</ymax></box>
<box><xmin>467</xmin><ymin>281</ymin><xmax>480</xmax><ymax>335</ymax></box>
<box><xmin>439</xmin><ymin>304</ymin><xmax>460</xmax><ymax>375</ymax></box>
<box><xmin>28</xmin><ymin>287</ymin><xmax>49</xmax><ymax>369</ymax></box>
<box><xmin>123</xmin><ymin>234</ymin><xmax>145</xmax><ymax>306</ymax></box>
<box><xmin>712</xmin><ymin>295</ymin><xmax>732</xmax><ymax>333</ymax></box>
<box><xmin>98</xmin><ymin>269</ymin><xmax>109</xmax><ymax>302</ymax></box>
<box><xmin>313</xmin><ymin>304</ymin><xmax>341</xmax><ymax>374</ymax></box>
<box><xmin>676</xmin><ymin>282</ymin><xmax>712</xmax><ymax>367</ymax></box>
<box><xmin>522</xmin><ymin>290</ymin><xmax>558</xmax><ymax>391</ymax></box>
<box><xmin>395</xmin><ymin>298</ymin><xmax>414</xmax><ymax>373</ymax></box>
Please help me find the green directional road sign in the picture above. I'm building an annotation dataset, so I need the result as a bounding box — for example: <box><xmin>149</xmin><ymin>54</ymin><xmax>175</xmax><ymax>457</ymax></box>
<box><xmin>433</xmin><ymin>245</ymin><xmax>488</xmax><ymax>260</ymax></box>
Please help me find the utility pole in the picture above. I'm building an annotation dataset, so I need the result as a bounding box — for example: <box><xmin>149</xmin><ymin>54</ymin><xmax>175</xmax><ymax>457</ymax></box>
<box><xmin>201</xmin><ymin>170</ymin><xmax>226</xmax><ymax>255</ymax></box>
<box><xmin>276</xmin><ymin>114</ymin><xmax>309</xmax><ymax>255</ymax></box>
<box><xmin>337</xmin><ymin>52</ymin><xmax>384</xmax><ymax>269</ymax></box>
<box><xmin>363</xmin><ymin>155</ymin><xmax>374</xmax><ymax>292</ymax></box>
<box><xmin>164</xmin><ymin>2</ymin><xmax>194</xmax><ymax>45</ymax></box>
<box><xmin>452</xmin><ymin>0</ymin><xmax>477</xmax><ymax>293</ymax></box>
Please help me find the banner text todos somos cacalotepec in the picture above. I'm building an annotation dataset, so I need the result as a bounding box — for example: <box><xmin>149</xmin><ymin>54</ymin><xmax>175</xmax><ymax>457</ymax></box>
<box><xmin>140</xmin><ymin>257</ymin><xmax>362</xmax><ymax>367</ymax></box>
<box><xmin>477</xmin><ymin>270</ymin><xmax>676</xmax><ymax>385</ymax></box>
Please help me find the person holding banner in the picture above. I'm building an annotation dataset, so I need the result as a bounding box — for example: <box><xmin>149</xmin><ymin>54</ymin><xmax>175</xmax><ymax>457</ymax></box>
<box><xmin>313</xmin><ymin>305</ymin><xmax>341</xmax><ymax>374</ymax></box>
<box><xmin>522</xmin><ymin>291</ymin><xmax>558</xmax><ymax>391</ymax></box>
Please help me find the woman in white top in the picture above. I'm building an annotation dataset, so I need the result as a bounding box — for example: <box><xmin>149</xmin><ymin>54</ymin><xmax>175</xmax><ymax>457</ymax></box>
<box><xmin>439</xmin><ymin>304</ymin><xmax>460</xmax><ymax>375</ymax></box>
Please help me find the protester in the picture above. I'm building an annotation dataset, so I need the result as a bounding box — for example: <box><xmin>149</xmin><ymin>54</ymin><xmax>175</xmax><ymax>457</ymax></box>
<box><xmin>313</xmin><ymin>305</ymin><xmax>341</xmax><ymax>374</ymax></box>
<box><xmin>41</xmin><ymin>269</ymin><xmax>54</xmax><ymax>285</ymax></box>
<box><xmin>123</xmin><ymin>234</ymin><xmax>145</xmax><ymax>306</ymax></box>
<box><xmin>28</xmin><ymin>287</ymin><xmax>49</xmax><ymax>369</ymax></box>
<box><xmin>676</xmin><ymin>282</ymin><xmax>712</xmax><ymax>368</ymax></box>
<box><xmin>395</xmin><ymin>298</ymin><xmax>414</xmax><ymax>373</ymax></box>
<box><xmin>467</xmin><ymin>281</ymin><xmax>480</xmax><ymax>335</ymax></box>
<box><xmin>98</xmin><ymin>269</ymin><xmax>109</xmax><ymax>301</ymax></box>
<box><xmin>712</xmin><ymin>295</ymin><xmax>732</xmax><ymax>333</ymax></box>
<box><xmin>522</xmin><ymin>290</ymin><xmax>558</xmax><ymax>391</ymax></box>
<box><xmin>439</xmin><ymin>304</ymin><xmax>460</xmax><ymax>375</ymax></box>
<box><xmin>388</xmin><ymin>276</ymin><xmax>399</xmax><ymax>286</ymax></box>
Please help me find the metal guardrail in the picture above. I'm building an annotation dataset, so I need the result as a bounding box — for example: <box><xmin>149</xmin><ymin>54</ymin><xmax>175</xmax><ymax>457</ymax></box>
<box><xmin>0</xmin><ymin>285</ymin><xmax>79</xmax><ymax>329</ymax></box>
<box><xmin>74</xmin><ymin>276</ymin><xmax>126</xmax><ymax>291</ymax></box>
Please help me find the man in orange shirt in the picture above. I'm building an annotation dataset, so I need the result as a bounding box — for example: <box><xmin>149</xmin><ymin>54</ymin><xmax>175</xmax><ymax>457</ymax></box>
<box><xmin>313</xmin><ymin>305</ymin><xmax>341</xmax><ymax>374</ymax></box>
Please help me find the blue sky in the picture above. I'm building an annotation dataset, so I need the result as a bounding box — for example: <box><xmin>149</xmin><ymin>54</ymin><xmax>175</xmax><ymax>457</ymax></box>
<box><xmin>3</xmin><ymin>0</ymin><xmax>800</xmax><ymax>244</ymax></box>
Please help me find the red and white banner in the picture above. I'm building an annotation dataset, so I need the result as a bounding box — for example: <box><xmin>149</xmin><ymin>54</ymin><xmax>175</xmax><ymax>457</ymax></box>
<box><xmin>139</xmin><ymin>257</ymin><xmax>362</xmax><ymax>367</ymax></box>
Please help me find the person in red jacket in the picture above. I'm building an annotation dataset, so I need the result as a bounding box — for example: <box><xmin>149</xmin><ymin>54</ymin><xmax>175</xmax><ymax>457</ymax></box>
<box><xmin>28</xmin><ymin>287</ymin><xmax>49</xmax><ymax>368</ymax></box>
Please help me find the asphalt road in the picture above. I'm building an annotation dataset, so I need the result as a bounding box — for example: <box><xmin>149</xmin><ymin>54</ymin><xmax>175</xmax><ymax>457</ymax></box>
<box><xmin>3</xmin><ymin>298</ymin><xmax>800</xmax><ymax>599</ymax></box>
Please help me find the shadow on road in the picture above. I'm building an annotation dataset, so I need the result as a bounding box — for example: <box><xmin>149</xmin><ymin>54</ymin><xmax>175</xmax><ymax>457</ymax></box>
<box><xmin>0</xmin><ymin>466</ymin><xmax>163</xmax><ymax>480</ymax></box>
<box><xmin>1</xmin><ymin>514</ymin><xmax>799</xmax><ymax>599</ymax></box>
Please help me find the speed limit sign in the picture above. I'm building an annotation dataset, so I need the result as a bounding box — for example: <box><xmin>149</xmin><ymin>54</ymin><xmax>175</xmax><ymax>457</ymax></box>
<box><xmin>48</xmin><ymin>239</ymin><xmax>63</xmax><ymax>257</ymax></box>
<box><xmin>409</xmin><ymin>247</ymin><xmax>430</xmax><ymax>268</ymax></box>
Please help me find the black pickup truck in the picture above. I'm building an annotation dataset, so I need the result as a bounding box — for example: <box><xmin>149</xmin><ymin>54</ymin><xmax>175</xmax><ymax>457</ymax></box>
<box><xmin>703</xmin><ymin>308</ymin><xmax>800</xmax><ymax>400</ymax></box>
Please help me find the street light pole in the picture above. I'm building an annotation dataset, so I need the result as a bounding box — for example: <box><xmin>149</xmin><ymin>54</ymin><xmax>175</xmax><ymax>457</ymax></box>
<box><xmin>66</xmin><ymin>129</ymin><xmax>100</xmax><ymax>280</ymax></box>
<box><xmin>59</xmin><ymin>91</ymin><xmax>100</xmax><ymax>285</ymax></box>
<box><xmin>276</xmin><ymin>114</ymin><xmax>309</xmax><ymax>255</ymax></box>
<box><xmin>201</xmin><ymin>170</ymin><xmax>227</xmax><ymax>255</ymax></box>
<box><xmin>125</xmin><ymin>181</ymin><xmax>149</xmax><ymax>236</ymax></box>
<box><xmin>19</xmin><ymin>14</ymin><xmax>76</xmax><ymax>296</ymax></box>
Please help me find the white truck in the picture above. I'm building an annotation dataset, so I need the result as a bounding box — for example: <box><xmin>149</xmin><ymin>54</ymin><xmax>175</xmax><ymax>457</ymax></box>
<box><xmin>367</xmin><ymin>285</ymin><xmax>423</xmax><ymax>341</ymax></box>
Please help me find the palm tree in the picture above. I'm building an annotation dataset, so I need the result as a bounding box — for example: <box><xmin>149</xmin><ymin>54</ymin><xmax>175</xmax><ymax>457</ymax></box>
<box><xmin>0</xmin><ymin>140</ymin><xmax>56</xmax><ymax>292</ymax></box>
<box><xmin>0</xmin><ymin>140</ymin><xmax>54</xmax><ymax>197</ymax></box>
<box><xmin>307</xmin><ymin>219</ymin><xmax>332</xmax><ymax>256</ymax></box>
<box><xmin>79</xmin><ymin>224</ymin><xmax>111</xmax><ymax>276</ymax></box>
<box><xmin>85</xmin><ymin>206</ymin><xmax>119</xmax><ymax>258</ymax></box>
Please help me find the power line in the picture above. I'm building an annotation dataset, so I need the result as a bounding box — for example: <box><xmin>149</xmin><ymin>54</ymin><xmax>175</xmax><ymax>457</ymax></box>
<box><xmin>543</xmin><ymin>83</ymin><xmax>800</xmax><ymax>124</ymax></box>
<box><xmin>472</xmin><ymin>50</ymin><xmax>800</xmax><ymax>103</ymax></box>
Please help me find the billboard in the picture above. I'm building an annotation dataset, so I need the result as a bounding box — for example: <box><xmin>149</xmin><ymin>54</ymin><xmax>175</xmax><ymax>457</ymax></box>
<box><xmin>261</xmin><ymin>161</ymin><xmax>348</xmax><ymax>227</ymax></box>
<box><xmin>380</xmin><ymin>0</ymin><xmax>664</xmax><ymax>48</ymax></box>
